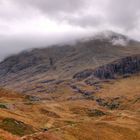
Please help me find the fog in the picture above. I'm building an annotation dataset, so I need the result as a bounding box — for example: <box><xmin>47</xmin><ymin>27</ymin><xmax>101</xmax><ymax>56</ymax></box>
<box><xmin>0</xmin><ymin>0</ymin><xmax>140</xmax><ymax>60</ymax></box>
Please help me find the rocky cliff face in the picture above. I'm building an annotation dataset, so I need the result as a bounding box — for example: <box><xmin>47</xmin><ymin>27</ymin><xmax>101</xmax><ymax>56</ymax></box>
<box><xmin>73</xmin><ymin>54</ymin><xmax>140</xmax><ymax>80</ymax></box>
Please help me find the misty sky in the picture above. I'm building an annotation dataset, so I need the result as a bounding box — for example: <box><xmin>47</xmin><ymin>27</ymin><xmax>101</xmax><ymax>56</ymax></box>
<box><xmin>0</xmin><ymin>0</ymin><xmax>140</xmax><ymax>60</ymax></box>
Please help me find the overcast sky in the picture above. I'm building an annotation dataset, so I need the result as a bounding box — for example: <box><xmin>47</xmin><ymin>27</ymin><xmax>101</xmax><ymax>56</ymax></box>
<box><xmin>0</xmin><ymin>0</ymin><xmax>140</xmax><ymax>60</ymax></box>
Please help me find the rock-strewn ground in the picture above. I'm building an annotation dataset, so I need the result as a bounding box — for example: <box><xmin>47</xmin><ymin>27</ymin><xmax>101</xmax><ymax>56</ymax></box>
<box><xmin>0</xmin><ymin>73</ymin><xmax>140</xmax><ymax>140</ymax></box>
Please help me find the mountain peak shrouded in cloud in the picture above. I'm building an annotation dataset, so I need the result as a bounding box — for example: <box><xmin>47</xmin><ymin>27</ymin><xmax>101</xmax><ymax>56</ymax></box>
<box><xmin>0</xmin><ymin>2</ymin><xmax>140</xmax><ymax>139</ymax></box>
<box><xmin>0</xmin><ymin>0</ymin><xmax>140</xmax><ymax>60</ymax></box>
<box><xmin>93</xmin><ymin>31</ymin><xmax>131</xmax><ymax>46</ymax></box>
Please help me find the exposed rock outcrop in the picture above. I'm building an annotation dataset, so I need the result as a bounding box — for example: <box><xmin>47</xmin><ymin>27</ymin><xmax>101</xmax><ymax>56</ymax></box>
<box><xmin>73</xmin><ymin>54</ymin><xmax>140</xmax><ymax>80</ymax></box>
<box><xmin>96</xmin><ymin>98</ymin><xmax>121</xmax><ymax>110</ymax></box>
<box><xmin>70</xmin><ymin>85</ymin><xmax>94</xmax><ymax>96</ymax></box>
<box><xmin>87</xmin><ymin>109</ymin><xmax>106</xmax><ymax>117</ymax></box>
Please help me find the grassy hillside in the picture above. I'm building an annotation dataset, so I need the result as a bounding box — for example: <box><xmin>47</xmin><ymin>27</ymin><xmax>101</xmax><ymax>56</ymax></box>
<box><xmin>0</xmin><ymin>74</ymin><xmax>139</xmax><ymax>139</ymax></box>
<box><xmin>0</xmin><ymin>32</ymin><xmax>140</xmax><ymax>139</ymax></box>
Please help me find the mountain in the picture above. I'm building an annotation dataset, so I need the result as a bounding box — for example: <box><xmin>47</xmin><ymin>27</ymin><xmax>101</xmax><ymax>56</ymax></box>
<box><xmin>0</xmin><ymin>31</ymin><xmax>140</xmax><ymax>140</ymax></box>
<box><xmin>0</xmin><ymin>31</ymin><xmax>140</xmax><ymax>92</ymax></box>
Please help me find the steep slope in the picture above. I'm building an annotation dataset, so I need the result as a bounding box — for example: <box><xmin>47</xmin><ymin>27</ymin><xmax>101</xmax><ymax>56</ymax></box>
<box><xmin>0</xmin><ymin>32</ymin><xmax>140</xmax><ymax>92</ymax></box>
<box><xmin>0</xmin><ymin>31</ymin><xmax>140</xmax><ymax>140</ymax></box>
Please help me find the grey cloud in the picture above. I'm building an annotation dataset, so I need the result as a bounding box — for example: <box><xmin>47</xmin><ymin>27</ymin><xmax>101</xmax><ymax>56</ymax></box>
<box><xmin>0</xmin><ymin>0</ymin><xmax>140</xmax><ymax>61</ymax></box>
<box><xmin>107</xmin><ymin>0</ymin><xmax>140</xmax><ymax>30</ymax></box>
<box><xmin>0</xmin><ymin>0</ymin><xmax>39</xmax><ymax>20</ymax></box>
<box><xmin>12</xmin><ymin>0</ymin><xmax>87</xmax><ymax>15</ymax></box>
<box><xmin>65</xmin><ymin>14</ymin><xmax>103</xmax><ymax>27</ymax></box>
<box><xmin>7</xmin><ymin>0</ymin><xmax>140</xmax><ymax>30</ymax></box>
<box><xmin>0</xmin><ymin>30</ymin><xmax>95</xmax><ymax>61</ymax></box>
<box><xmin>11</xmin><ymin>0</ymin><xmax>104</xmax><ymax>28</ymax></box>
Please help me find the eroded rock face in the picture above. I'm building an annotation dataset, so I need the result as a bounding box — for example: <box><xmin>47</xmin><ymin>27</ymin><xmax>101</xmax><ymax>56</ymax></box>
<box><xmin>70</xmin><ymin>84</ymin><xmax>94</xmax><ymax>96</ymax></box>
<box><xmin>87</xmin><ymin>109</ymin><xmax>106</xmax><ymax>117</ymax></box>
<box><xmin>73</xmin><ymin>54</ymin><xmax>140</xmax><ymax>80</ymax></box>
<box><xmin>96</xmin><ymin>98</ymin><xmax>121</xmax><ymax>110</ymax></box>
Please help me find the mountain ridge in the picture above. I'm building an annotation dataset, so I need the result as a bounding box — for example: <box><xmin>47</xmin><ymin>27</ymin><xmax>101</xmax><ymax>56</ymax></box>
<box><xmin>0</xmin><ymin>31</ymin><xmax>140</xmax><ymax>140</ymax></box>
<box><xmin>0</xmin><ymin>31</ymin><xmax>140</xmax><ymax>93</ymax></box>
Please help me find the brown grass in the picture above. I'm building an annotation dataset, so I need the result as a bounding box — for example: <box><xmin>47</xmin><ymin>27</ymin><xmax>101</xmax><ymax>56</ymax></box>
<box><xmin>0</xmin><ymin>74</ymin><xmax>140</xmax><ymax>140</ymax></box>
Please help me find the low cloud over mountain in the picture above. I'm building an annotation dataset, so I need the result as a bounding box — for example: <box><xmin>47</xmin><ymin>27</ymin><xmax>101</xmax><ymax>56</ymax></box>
<box><xmin>0</xmin><ymin>0</ymin><xmax>140</xmax><ymax>60</ymax></box>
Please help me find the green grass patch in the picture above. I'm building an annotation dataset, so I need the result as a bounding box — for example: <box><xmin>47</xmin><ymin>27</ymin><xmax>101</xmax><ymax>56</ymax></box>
<box><xmin>0</xmin><ymin>118</ymin><xmax>35</xmax><ymax>136</ymax></box>
<box><xmin>0</xmin><ymin>104</ymin><xmax>8</xmax><ymax>109</ymax></box>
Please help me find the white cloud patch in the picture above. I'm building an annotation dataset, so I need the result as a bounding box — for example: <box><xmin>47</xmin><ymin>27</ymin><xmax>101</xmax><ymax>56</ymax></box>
<box><xmin>0</xmin><ymin>0</ymin><xmax>140</xmax><ymax>60</ymax></box>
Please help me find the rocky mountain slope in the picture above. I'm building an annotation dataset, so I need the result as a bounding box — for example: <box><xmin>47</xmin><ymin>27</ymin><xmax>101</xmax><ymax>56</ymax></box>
<box><xmin>0</xmin><ymin>32</ymin><xmax>140</xmax><ymax>93</ymax></box>
<box><xmin>0</xmin><ymin>31</ymin><xmax>140</xmax><ymax>140</ymax></box>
